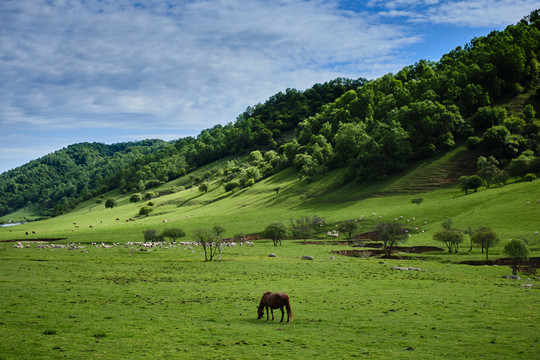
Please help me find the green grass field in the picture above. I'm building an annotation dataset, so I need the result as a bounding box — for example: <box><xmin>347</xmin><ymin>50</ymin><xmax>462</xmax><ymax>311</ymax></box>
<box><xmin>0</xmin><ymin>241</ymin><xmax>538</xmax><ymax>359</ymax></box>
<box><xmin>1</xmin><ymin>151</ymin><xmax>539</xmax><ymax>359</ymax></box>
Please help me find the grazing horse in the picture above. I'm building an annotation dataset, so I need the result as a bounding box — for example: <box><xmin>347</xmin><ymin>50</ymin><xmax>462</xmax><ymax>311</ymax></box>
<box><xmin>257</xmin><ymin>291</ymin><xmax>293</xmax><ymax>323</ymax></box>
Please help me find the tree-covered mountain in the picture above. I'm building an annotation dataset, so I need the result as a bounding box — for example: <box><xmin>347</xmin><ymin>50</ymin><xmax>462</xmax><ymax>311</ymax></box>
<box><xmin>0</xmin><ymin>140</ymin><xmax>169</xmax><ymax>216</ymax></box>
<box><xmin>1</xmin><ymin>10</ymin><xmax>540</xmax><ymax>218</ymax></box>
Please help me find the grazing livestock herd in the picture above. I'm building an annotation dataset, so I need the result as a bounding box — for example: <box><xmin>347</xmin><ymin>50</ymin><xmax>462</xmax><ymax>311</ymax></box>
<box><xmin>8</xmin><ymin>198</ymin><xmax>540</xmax><ymax>252</ymax></box>
<box><xmin>12</xmin><ymin>240</ymin><xmax>255</xmax><ymax>250</ymax></box>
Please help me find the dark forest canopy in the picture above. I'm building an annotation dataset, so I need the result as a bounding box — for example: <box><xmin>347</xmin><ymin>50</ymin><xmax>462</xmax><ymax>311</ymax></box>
<box><xmin>1</xmin><ymin>11</ymin><xmax>540</xmax><ymax>217</ymax></box>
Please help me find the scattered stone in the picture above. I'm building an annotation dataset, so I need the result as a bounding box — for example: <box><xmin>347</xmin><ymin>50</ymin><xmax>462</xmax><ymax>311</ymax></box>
<box><xmin>268</xmin><ymin>253</ymin><xmax>276</xmax><ymax>257</ymax></box>
<box><xmin>522</xmin><ymin>284</ymin><xmax>533</xmax><ymax>288</ymax></box>
<box><xmin>329</xmin><ymin>256</ymin><xmax>335</xmax><ymax>260</ymax></box>
<box><xmin>302</xmin><ymin>255</ymin><xmax>314</xmax><ymax>260</ymax></box>
<box><xmin>391</xmin><ymin>266</ymin><xmax>422</xmax><ymax>271</ymax></box>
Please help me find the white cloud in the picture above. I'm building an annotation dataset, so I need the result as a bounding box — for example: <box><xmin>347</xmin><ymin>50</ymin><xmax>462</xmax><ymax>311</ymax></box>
<box><xmin>371</xmin><ymin>0</ymin><xmax>540</xmax><ymax>26</ymax></box>
<box><xmin>424</xmin><ymin>0</ymin><xmax>540</xmax><ymax>27</ymax></box>
<box><xmin>0</xmin><ymin>0</ymin><xmax>419</xmax><ymax>134</ymax></box>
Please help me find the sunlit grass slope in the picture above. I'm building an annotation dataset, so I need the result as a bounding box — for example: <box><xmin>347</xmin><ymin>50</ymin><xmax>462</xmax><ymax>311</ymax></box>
<box><xmin>2</xmin><ymin>146</ymin><xmax>539</xmax><ymax>259</ymax></box>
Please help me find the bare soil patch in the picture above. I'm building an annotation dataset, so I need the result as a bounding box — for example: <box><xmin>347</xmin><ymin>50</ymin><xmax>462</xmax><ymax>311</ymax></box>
<box><xmin>1</xmin><ymin>238</ymin><xmax>68</xmax><ymax>243</ymax></box>
<box><xmin>460</xmin><ymin>257</ymin><xmax>540</xmax><ymax>273</ymax></box>
<box><xmin>332</xmin><ymin>245</ymin><xmax>444</xmax><ymax>258</ymax></box>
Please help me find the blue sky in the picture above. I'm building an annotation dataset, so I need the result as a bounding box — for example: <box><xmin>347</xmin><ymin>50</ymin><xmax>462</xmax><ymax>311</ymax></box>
<box><xmin>1</xmin><ymin>0</ymin><xmax>539</xmax><ymax>174</ymax></box>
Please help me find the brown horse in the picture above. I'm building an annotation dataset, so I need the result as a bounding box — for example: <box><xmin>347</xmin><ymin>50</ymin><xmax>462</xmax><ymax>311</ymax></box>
<box><xmin>257</xmin><ymin>291</ymin><xmax>294</xmax><ymax>323</ymax></box>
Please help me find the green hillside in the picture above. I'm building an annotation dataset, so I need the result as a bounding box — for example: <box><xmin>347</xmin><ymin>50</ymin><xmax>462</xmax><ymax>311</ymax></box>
<box><xmin>2</xmin><ymin>146</ymin><xmax>539</xmax><ymax>260</ymax></box>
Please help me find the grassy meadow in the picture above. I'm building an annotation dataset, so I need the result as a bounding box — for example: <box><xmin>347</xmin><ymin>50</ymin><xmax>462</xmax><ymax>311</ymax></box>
<box><xmin>1</xmin><ymin>155</ymin><xmax>539</xmax><ymax>359</ymax></box>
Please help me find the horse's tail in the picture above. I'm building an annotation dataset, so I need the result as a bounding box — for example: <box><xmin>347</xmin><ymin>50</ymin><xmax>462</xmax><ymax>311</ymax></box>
<box><xmin>285</xmin><ymin>296</ymin><xmax>294</xmax><ymax>321</ymax></box>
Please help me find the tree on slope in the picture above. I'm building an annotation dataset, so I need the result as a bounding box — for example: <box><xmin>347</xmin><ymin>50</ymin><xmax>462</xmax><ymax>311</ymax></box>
<box><xmin>503</xmin><ymin>239</ymin><xmax>530</xmax><ymax>275</ymax></box>
<box><xmin>162</xmin><ymin>228</ymin><xmax>186</xmax><ymax>241</ymax></box>
<box><xmin>193</xmin><ymin>225</ymin><xmax>226</xmax><ymax>261</ymax></box>
<box><xmin>472</xmin><ymin>228</ymin><xmax>500</xmax><ymax>260</ymax></box>
<box><xmin>375</xmin><ymin>222</ymin><xmax>408</xmax><ymax>256</ymax></box>
<box><xmin>337</xmin><ymin>220</ymin><xmax>360</xmax><ymax>240</ymax></box>
<box><xmin>105</xmin><ymin>198</ymin><xmax>117</xmax><ymax>209</ymax></box>
<box><xmin>262</xmin><ymin>223</ymin><xmax>288</xmax><ymax>246</ymax></box>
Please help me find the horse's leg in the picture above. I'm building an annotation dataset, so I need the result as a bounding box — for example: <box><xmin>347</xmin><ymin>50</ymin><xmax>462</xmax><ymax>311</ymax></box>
<box><xmin>280</xmin><ymin>307</ymin><xmax>285</xmax><ymax>323</ymax></box>
<box><xmin>270</xmin><ymin>308</ymin><xmax>274</xmax><ymax>321</ymax></box>
<box><xmin>265</xmin><ymin>306</ymin><xmax>269</xmax><ymax>321</ymax></box>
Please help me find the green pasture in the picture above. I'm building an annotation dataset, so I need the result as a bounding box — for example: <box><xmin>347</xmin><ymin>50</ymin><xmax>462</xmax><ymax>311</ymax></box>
<box><xmin>0</xmin><ymin>241</ymin><xmax>538</xmax><ymax>359</ymax></box>
<box><xmin>1</xmin><ymin>154</ymin><xmax>540</xmax><ymax>359</ymax></box>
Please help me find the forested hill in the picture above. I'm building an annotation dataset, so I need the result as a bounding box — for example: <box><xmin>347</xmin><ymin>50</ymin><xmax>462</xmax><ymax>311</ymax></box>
<box><xmin>0</xmin><ymin>78</ymin><xmax>365</xmax><ymax>217</ymax></box>
<box><xmin>1</xmin><ymin>10</ymin><xmax>540</xmax><ymax>218</ymax></box>
<box><xmin>0</xmin><ymin>141</ymin><xmax>170</xmax><ymax>216</ymax></box>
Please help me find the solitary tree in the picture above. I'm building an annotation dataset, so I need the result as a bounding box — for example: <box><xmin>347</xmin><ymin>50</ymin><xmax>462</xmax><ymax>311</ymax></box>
<box><xmin>472</xmin><ymin>228</ymin><xmax>500</xmax><ymax>260</ymax></box>
<box><xmin>262</xmin><ymin>223</ymin><xmax>288</xmax><ymax>246</ymax></box>
<box><xmin>161</xmin><ymin>228</ymin><xmax>186</xmax><ymax>241</ymax></box>
<box><xmin>411</xmin><ymin>198</ymin><xmax>424</xmax><ymax>205</ymax></box>
<box><xmin>476</xmin><ymin>156</ymin><xmax>500</xmax><ymax>188</ymax></box>
<box><xmin>337</xmin><ymin>220</ymin><xmax>360</xmax><ymax>239</ymax></box>
<box><xmin>290</xmin><ymin>216</ymin><xmax>315</xmax><ymax>244</ymax></box>
<box><xmin>375</xmin><ymin>222</ymin><xmax>408</xmax><ymax>256</ymax></box>
<box><xmin>105</xmin><ymin>198</ymin><xmax>117</xmax><ymax>209</ymax></box>
<box><xmin>143</xmin><ymin>229</ymin><xmax>161</xmax><ymax>242</ymax></box>
<box><xmin>199</xmin><ymin>183</ymin><xmax>209</xmax><ymax>193</ymax></box>
<box><xmin>433</xmin><ymin>229</ymin><xmax>464</xmax><ymax>253</ymax></box>
<box><xmin>193</xmin><ymin>226</ymin><xmax>226</xmax><ymax>261</ymax></box>
<box><xmin>503</xmin><ymin>239</ymin><xmax>530</xmax><ymax>275</ymax></box>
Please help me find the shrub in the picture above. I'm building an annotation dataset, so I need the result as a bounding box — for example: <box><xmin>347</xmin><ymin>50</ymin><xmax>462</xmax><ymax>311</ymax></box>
<box><xmin>224</xmin><ymin>181</ymin><xmax>240</xmax><ymax>192</ymax></box>
<box><xmin>139</xmin><ymin>206</ymin><xmax>153</xmax><ymax>216</ymax></box>
<box><xmin>524</xmin><ymin>173</ymin><xmax>537</xmax><ymax>182</ymax></box>
<box><xmin>105</xmin><ymin>198</ymin><xmax>117</xmax><ymax>209</ymax></box>
<box><xmin>144</xmin><ymin>192</ymin><xmax>155</xmax><ymax>200</ymax></box>
<box><xmin>459</xmin><ymin>175</ymin><xmax>483</xmax><ymax>194</ymax></box>
<box><xmin>411</xmin><ymin>198</ymin><xmax>424</xmax><ymax>205</ymax></box>
<box><xmin>130</xmin><ymin>193</ymin><xmax>142</xmax><ymax>203</ymax></box>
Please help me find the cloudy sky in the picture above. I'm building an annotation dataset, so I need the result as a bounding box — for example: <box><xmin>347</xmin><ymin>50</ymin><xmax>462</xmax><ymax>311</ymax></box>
<box><xmin>1</xmin><ymin>0</ymin><xmax>539</xmax><ymax>174</ymax></box>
